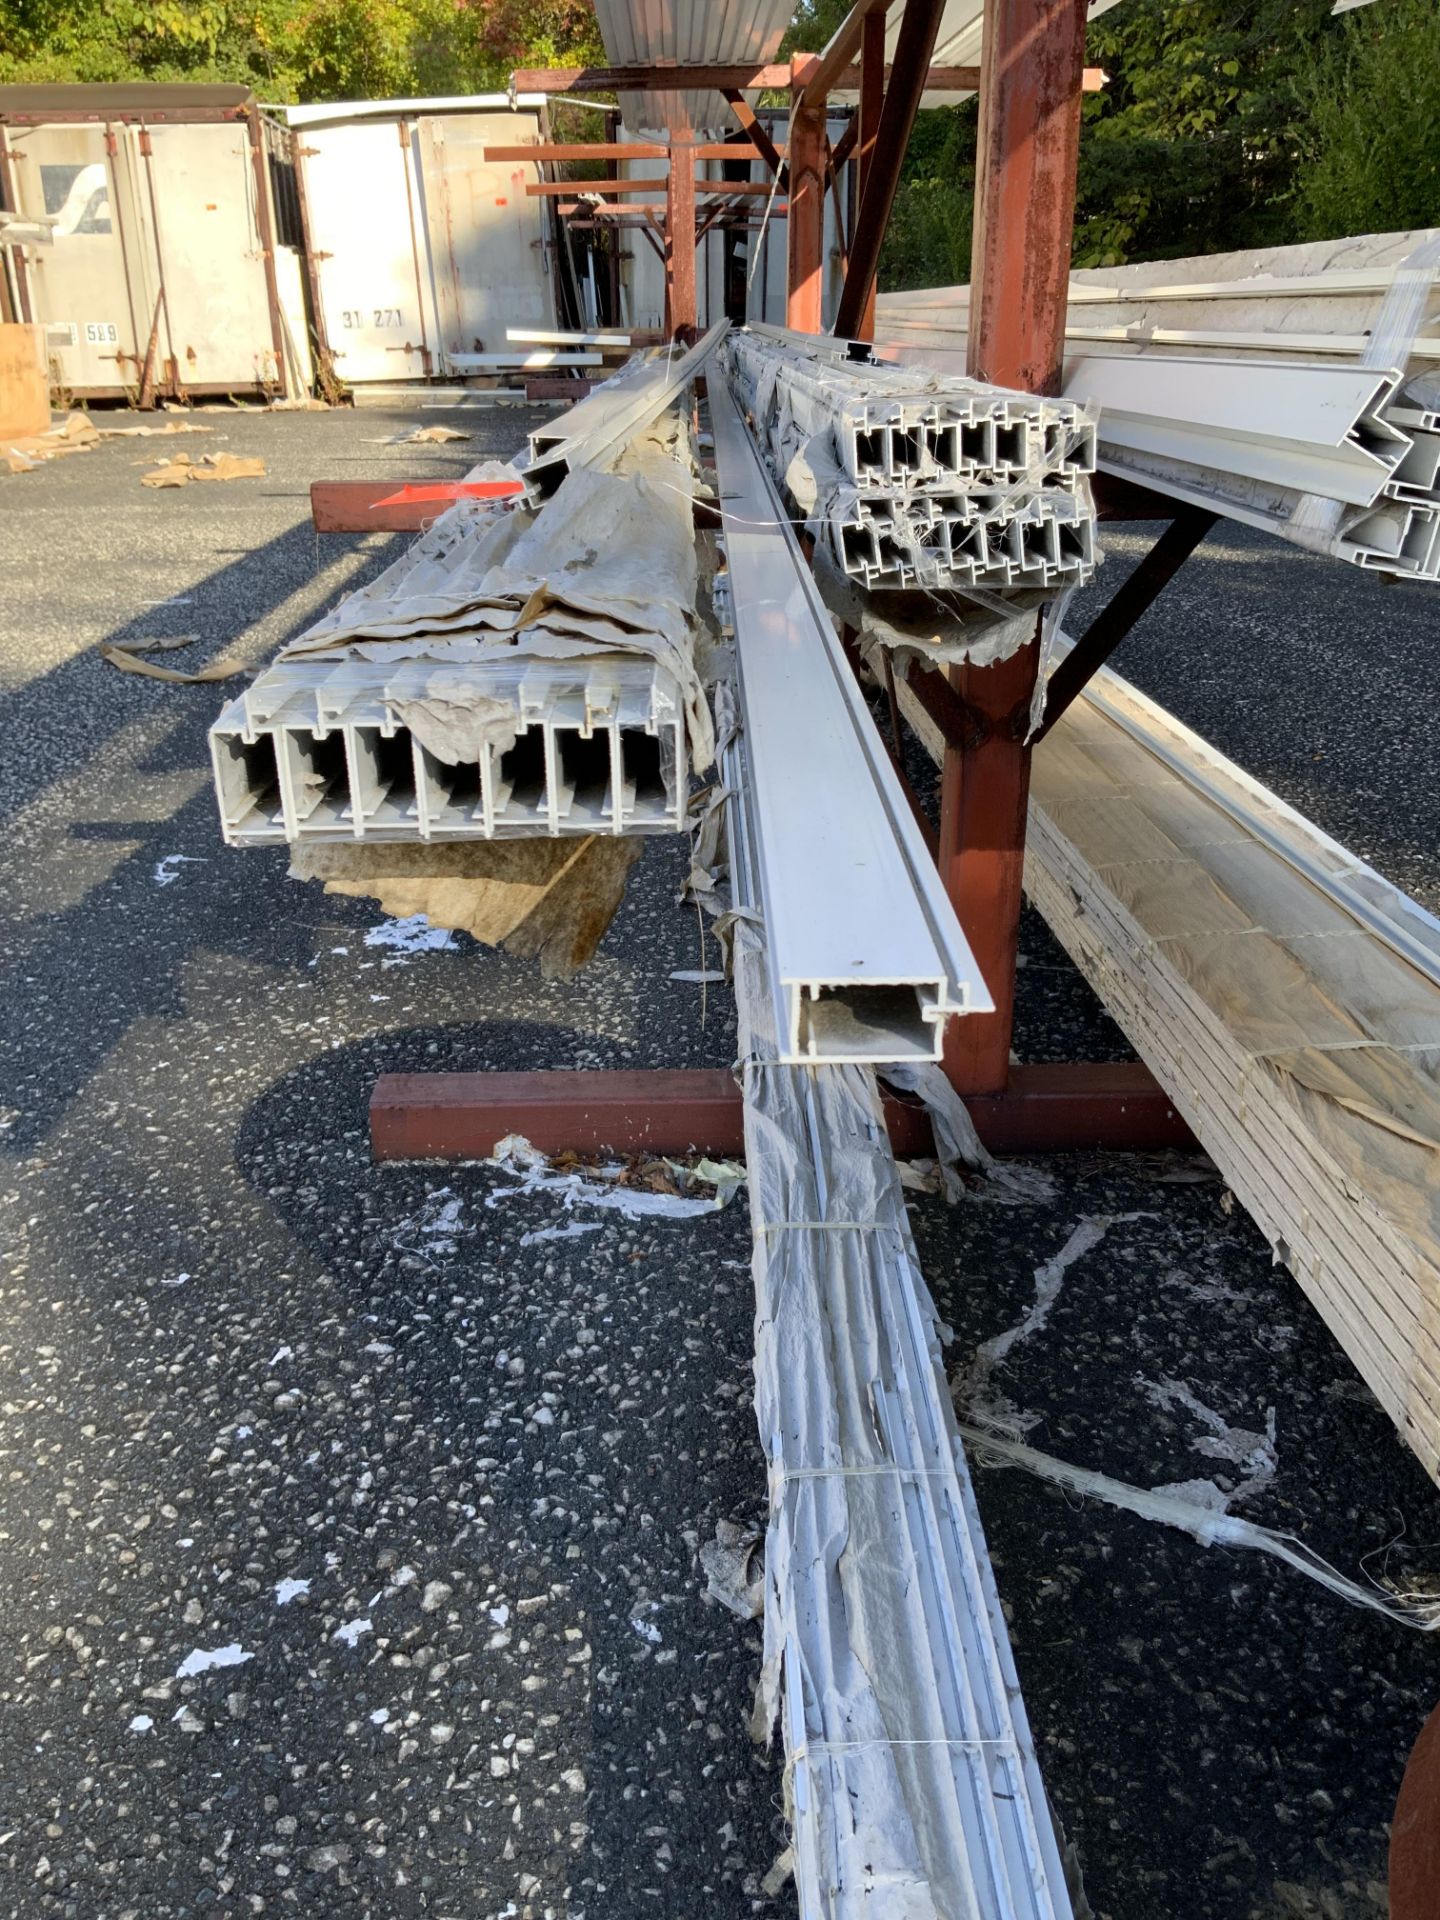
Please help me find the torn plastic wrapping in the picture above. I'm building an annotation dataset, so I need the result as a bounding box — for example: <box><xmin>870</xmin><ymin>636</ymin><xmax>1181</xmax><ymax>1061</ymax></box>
<box><xmin>280</xmin><ymin>417</ymin><xmax>716</xmax><ymax>775</ymax></box>
<box><xmin>734</xmin><ymin>912</ymin><xmax>1076</xmax><ymax>1920</ymax></box>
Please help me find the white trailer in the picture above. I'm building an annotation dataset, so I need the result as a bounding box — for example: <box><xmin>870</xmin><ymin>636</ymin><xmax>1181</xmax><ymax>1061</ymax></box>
<box><xmin>0</xmin><ymin>83</ymin><xmax>301</xmax><ymax>404</ymax></box>
<box><xmin>281</xmin><ymin>96</ymin><xmax>560</xmax><ymax>386</ymax></box>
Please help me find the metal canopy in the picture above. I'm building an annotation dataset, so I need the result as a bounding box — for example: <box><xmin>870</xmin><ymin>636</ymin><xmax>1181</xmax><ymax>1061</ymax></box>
<box><xmin>591</xmin><ymin>0</ymin><xmax>794</xmax><ymax>136</ymax></box>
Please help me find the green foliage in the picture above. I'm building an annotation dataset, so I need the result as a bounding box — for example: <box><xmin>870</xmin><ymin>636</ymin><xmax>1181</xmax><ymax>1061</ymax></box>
<box><xmin>1292</xmin><ymin>0</ymin><xmax>1440</xmax><ymax>241</ymax></box>
<box><xmin>1072</xmin><ymin>0</ymin><xmax>1335</xmax><ymax>266</ymax></box>
<box><xmin>0</xmin><ymin>0</ymin><xmax>603</xmax><ymax>101</ymax></box>
<box><xmin>868</xmin><ymin>0</ymin><xmax>1437</xmax><ymax>292</ymax></box>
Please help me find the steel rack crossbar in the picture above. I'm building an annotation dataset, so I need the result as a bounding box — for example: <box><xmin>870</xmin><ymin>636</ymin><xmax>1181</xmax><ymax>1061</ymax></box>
<box><xmin>707</xmin><ymin>375</ymin><xmax>992</xmax><ymax>1065</ymax></box>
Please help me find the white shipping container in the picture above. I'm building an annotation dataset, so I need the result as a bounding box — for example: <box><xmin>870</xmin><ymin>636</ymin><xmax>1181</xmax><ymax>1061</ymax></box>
<box><xmin>284</xmin><ymin>97</ymin><xmax>559</xmax><ymax>385</ymax></box>
<box><xmin>0</xmin><ymin>84</ymin><xmax>291</xmax><ymax>402</ymax></box>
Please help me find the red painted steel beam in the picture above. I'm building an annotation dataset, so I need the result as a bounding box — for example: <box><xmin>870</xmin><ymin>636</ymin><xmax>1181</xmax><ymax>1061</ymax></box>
<box><xmin>310</xmin><ymin>481</ymin><xmax>461</xmax><ymax>533</ymax></box>
<box><xmin>666</xmin><ymin>138</ymin><xmax>698</xmax><ymax>338</ymax></box>
<box><xmin>1032</xmin><ymin>508</ymin><xmax>1217</xmax><ymax>743</ymax></box>
<box><xmin>968</xmin><ymin>0</ymin><xmax>1088</xmax><ymax>395</ymax></box>
<box><xmin>510</xmin><ymin>62</ymin><xmax>1101</xmax><ymax>97</ymax></box>
<box><xmin>485</xmin><ymin>142</ymin><xmax>770</xmax><ymax>164</ymax></box>
<box><xmin>722</xmin><ymin>92</ymin><xmax>787</xmax><ymax>183</ymax></box>
<box><xmin>527</xmin><ymin>177</ymin><xmax>668</xmax><ymax>196</ymax></box>
<box><xmin>786</xmin><ymin>56</ymin><xmax>829</xmax><ymax>332</ymax></box>
<box><xmin>854</xmin><ymin>5</ymin><xmax>887</xmax><ymax>341</ymax></box>
<box><xmin>832</xmin><ymin>0</ymin><xmax>946</xmax><ymax>340</ymax></box>
<box><xmin>934</xmin><ymin>0</ymin><xmax>1089</xmax><ymax>1097</ymax></box>
<box><xmin>369</xmin><ymin>1063</ymin><xmax>1194</xmax><ymax>1162</ymax></box>
<box><xmin>1392</xmin><ymin>1700</ymin><xmax>1440</xmax><ymax>1920</ymax></box>
<box><xmin>795</xmin><ymin>0</ymin><xmax>898</xmax><ymax>112</ymax></box>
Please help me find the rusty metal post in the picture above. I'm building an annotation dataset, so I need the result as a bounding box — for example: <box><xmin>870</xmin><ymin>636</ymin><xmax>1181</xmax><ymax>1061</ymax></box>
<box><xmin>665</xmin><ymin>138</ymin><xmax>697</xmax><ymax>337</ymax></box>
<box><xmin>0</xmin><ymin>128</ymin><xmax>33</xmax><ymax>325</ymax></box>
<box><xmin>786</xmin><ymin>57</ymin><xmax>827</xmax><ymax>332</ymax></box>
<box><xmin>246</xmin><ymin>106</ymin><xmax>290</xmax><ymax>400</ymax></box>
<box><xmin>937</xmin><ymin>0</ymin><xmax>1088</xmax><ymax>1096</ymax></box>
<box><xmin>968</xmin><ymin>0</ymin><xmax>1087</xmax><ymax>395</ymax></box>
<box><xmin>855</xmin><ymin>7</ymin><xmax>887</xmax><ymax>341</ymax></box>
<box><xmin>832</xmin><ymin>0</ymin><xmax>944</xmax><ymax>340</ymax></box>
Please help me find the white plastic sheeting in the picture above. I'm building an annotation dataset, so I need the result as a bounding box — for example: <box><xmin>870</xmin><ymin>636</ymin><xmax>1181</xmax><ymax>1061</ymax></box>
<box><xmin>729</xmin><ymin>882</ymin><xmax>1075</xmax><ymax>1918</ymax></box>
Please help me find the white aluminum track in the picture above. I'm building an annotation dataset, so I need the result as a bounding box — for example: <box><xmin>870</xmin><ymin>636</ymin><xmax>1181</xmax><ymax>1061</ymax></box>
<box><xmin>519</xmin><ymin>322</ymin><xmax>728</xmax><ymax>497</ymax></box>
<box><xmin>1064</xmin><ymin>353</ymin><xmax>1409</xmax><ymax>507</ymax></box>
<box><xmin>726</xmin><ymin>781</ymin><xmax>1075</xmax><ymax>1920</ymax></box>
<box><xmin>707</xmin><ymin>375</ymin><xmax>992</xmax><ymax>1064</ymax></box>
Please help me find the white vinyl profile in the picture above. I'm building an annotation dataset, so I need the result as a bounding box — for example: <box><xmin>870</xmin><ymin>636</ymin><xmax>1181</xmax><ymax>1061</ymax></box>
<box><xmin>505</xmin><ymin>328</ymin><xmax>632</xmax><ymax>347</ymax></box>
<box><xmin>727</xmin><ymin>329</ymin><xmax>1097</xmax><ymax>594</ymax></box>
<box><xmin>707</xmin><ymin>376</ymin><xmax>992</xmax><ymax>1065</ymax></box>
<box><xmin>1065</xmin><ymin>353</ymin><xmax>1409</xmax><ymax>507</ymax></box>
<box><xmin>210</xmin><ymin>657</ymin><xmax>684</xmax><ymax>846</ymax></box>
<box><xmin>445</xmin><ymin>350</ymin><xmax>603</xmax><ymax>368</ymax></box>
<box><xmin>519</xmin><ymin>323</ymin><xmax>728</xmax><ymax>497</ymax></box>
<box><xmin>727</xmin><ymin>743</ymin><xmax>1075</xmax><ymax>1917</ymax></box>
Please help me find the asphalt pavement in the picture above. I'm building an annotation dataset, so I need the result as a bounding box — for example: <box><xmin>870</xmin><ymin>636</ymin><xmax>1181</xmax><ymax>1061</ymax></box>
<box><xmin>1</xmin><ymin>403</ymin><xmax>1437</xmax><ymax>1920</ymax></box>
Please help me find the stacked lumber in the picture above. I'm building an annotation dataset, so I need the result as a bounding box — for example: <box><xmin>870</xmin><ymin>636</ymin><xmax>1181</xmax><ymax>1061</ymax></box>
<box><xmin>876</xmin><ymin>228</ymin><xmax>1440</xmax><ymax>583</ymax></box>
<box><xmin>1021</xmin><ymin>671</ymin><xmax>1440</xmax><ymax>1480</ymax></box>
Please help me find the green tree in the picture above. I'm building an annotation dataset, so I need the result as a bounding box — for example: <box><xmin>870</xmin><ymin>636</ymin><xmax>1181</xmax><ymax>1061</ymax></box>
<box><xmin>0</xmin><ymin>0</ymin><xmax>602</xmax><ymax>101</ymax></box>
<box><xmin>1291</xmin><ymin>0</ymin><xmax>1440</xmax><ymax>241</ymax></box>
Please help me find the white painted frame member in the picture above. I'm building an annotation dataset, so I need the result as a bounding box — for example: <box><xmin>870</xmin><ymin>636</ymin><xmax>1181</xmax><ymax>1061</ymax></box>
<box><xmin>708</xmin><ymin>374</ymin><xmax>993</xmax><ymax>1064</ymax></box>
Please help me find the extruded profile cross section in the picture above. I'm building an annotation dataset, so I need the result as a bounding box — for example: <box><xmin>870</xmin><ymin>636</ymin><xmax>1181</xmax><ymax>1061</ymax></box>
<box><xmin>727</xmin><ymin>329</ymin><xmax>1098</xmax><ymax>595</ymax></box>
<box><xmin>708</xmin><ymin>376</ymin><xmax>991</xmax><ymax>1064</ymax></box>
<box><xmin>210</xmin><ymin>656</ymin><xmax>683</xmax><ymax>844</ymax></box>
<box><xmin>1067</xmin><ymin>354</ymin><xmax>1409</xmax><ymax>508</ymax></box>
<box><xmin>519</xmin><ymin>321</ymin><xmax>729</xmax><ymax>499</ymax></box>
<box><xmin>734</xmin><ymin>915</ymin><xmax>1074</xmax><ymax>1920</ymax></box>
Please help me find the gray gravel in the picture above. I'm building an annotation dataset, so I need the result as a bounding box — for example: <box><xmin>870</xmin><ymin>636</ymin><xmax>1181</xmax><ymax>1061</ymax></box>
<box><xmin>1</xmin><ymin>411</ymin><xmax>1438</xmax><ymax>1920</ymax></box>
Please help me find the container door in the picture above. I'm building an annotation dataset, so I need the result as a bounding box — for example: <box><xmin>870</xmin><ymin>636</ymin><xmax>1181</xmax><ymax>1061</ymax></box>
<box><xmin>6</xmin><ymin>121</ymin><xmax>142</xmax><ymax>394</ymax></box>
<box><xmin>130</xmin><ymin>121</ymin><xmax>279</xmax><ymax>393</ymax></box>
<box><xmin>416</xmin><ymin>113</ymin><xmax>554</xmax><ymax>371</ymax></box>
<box><xmin>296</xmin><ymin>120</ymin><xmax>437</xmax><ymax>383</ymax></box>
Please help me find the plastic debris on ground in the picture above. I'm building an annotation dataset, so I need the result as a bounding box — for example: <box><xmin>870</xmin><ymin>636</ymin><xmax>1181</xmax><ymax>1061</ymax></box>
<box><xmin>484</xmin><ymin>1134</ymin><xmax>745</xmax><ymax>1221</ymax></box>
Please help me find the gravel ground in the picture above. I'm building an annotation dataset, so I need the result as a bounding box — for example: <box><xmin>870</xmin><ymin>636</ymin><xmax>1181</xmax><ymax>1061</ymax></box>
<box><xmin>1</xmin><ymin>407</ymin><xmax>1438</xmax><ymax>1920</ymax></box>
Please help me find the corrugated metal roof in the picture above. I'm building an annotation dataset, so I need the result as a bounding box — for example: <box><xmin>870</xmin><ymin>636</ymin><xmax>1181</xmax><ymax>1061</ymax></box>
<box><xmin>597</xmin><ymin>0</ymin><xmax>1124</xmax><ymax>131</ymax></box>
<box><xmin>825</xmin><ymin>0</ymin><xmax>1123</xmax><ymax>108</ymax></box>
<box><xmin>592</xmin><ymin>0</ymin><xmax>793</xmax><ymax>137</ymax></box>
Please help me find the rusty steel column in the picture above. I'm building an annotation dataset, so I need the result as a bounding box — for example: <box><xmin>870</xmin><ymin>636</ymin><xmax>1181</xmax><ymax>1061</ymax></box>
<box><xmin>786</xmin><ymin>57</ymin><xmax>827</xmax><ymax>333</ymax></box>
<box><xmin>854</xmin><ymin>7</ymin><xmax>887</xmax><ymax>341</ymax></box>
<box><xmin>832</xmin><ymin>0</ymin><xmax>944</xmax><ymax>341</ymax></box>
<box><xmin>666</xmin><ymin>137</ymin><xmax>697</xmax><ymax>338</ymax></box>
<box><xmin>938</xmin><ymin>0</ymin><xmax>1088</xmax><ymax>1096</ymax></box>
<box><xmin>246</xmin><ymin>106</ymin><xmax>290</xmax><ymax>400</ymax></box>
<box><xmin>968</xmin><ymin>0</ymin><xmax>1088</xmax><ymax>395</ymax></box>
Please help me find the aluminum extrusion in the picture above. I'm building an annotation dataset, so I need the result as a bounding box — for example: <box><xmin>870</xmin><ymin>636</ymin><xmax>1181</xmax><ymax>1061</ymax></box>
<box><xmin>708</xmin><ymin>374</ymin><xmax>992</xmax><ymax>1063</ymax></box>
<box><xmin>519</xmin><ymin>322</ymin><xmax>729</xmax><ymax>497</ymax></box>
<box><xmin>726</xmin><ymin>758</ymin><xmax>1075</xmax><ymax>1918</ymax></box>
<box><xmin>1064</xmin><ymin>354</ymin><xmax>1410</xmax><ymax>508</ymax></box>
<box><xmin>725</xmin><ymin>328</ymin><xmax>1097</xmax><ymax>594</ymax></box>
<box><xmin>210</xmin><ymin>656</ymin><xmax>684</xmax><ymax>845</ymax></box>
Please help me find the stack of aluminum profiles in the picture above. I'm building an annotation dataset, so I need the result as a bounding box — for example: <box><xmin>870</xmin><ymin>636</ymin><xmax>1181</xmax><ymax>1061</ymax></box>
<box><xmin>209</xmin><ymin>357</ymin><xmax>726</xmax><ymax>850</ymax></box>
<box><xmin>1064</xmin><ymin>354</ymin><xmax>1440</xmax><ymax>583</ymax></box>
<box><xmin>210</xmin><ymin>654</ymin><xmax>684</xmax><ymax>847</ymax></box>
<box><xmin>724</xmin><ymin>327</ymin><xmax>1098</xmax><ymax>596</ymax></box>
